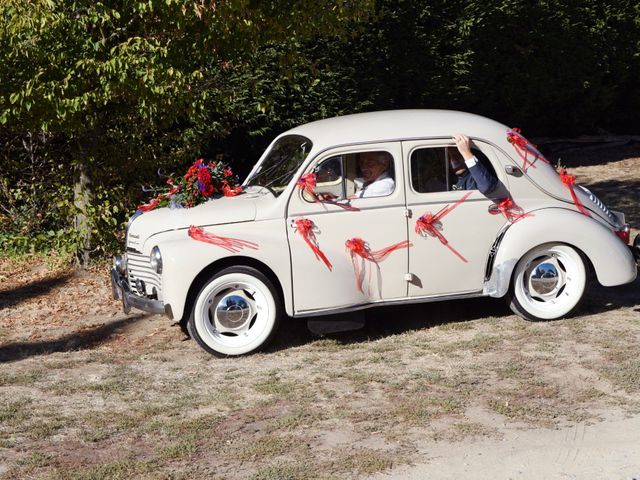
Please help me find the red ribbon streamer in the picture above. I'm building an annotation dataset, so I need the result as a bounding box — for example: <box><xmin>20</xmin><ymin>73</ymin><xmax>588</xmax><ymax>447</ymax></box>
<box><xmin>188</xmin><ymin>226</ymin><xmax>259</xmax><ymax>253</ymax></box>
<box><xmin>414</xmin><ymin>191</ymin><xmax>472</xmax><ymax>263</ymax></box>
<box><xmin>491</xmin><ymin>197</ymin><xmax>534</xmax><ymax>223</ymax></box>
<box><xmin>345</xmin><ymin>237</ymin><xmax>412</xmax><ymax>295</ymax></box>
<box><xmin>294</xmin><ymin>218</ymin><xmax>332</xmax><ymax>271</ymax></box>
<box><xmin>137</xmin><ymin>198</ymin><xmax>159</xmax><ymax>212</ymax></box>
<box><xmin>296</xmin><ymin>172</ymin><xmax>359</xmax><ymax>211</ymax></box>
<box><xmin>506</xmin><ymin>128</ymin><xmax>549</xmax><ymax>171</ymax></box>
<box><xmin>222</xmin><ymin>183</ymin><xmax>243</xmax><ymax>197</ymax></box>
<box><xmin>559</xmin><ymin>168</ymin><xmax>590</xmax><ymax>217</ymax></box>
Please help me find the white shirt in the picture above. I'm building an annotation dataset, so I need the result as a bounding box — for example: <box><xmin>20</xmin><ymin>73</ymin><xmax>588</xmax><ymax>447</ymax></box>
<box><xmin>354</xmin><ymin>172</ymin><xmax>395</xmax><ymax>198</ymax></box>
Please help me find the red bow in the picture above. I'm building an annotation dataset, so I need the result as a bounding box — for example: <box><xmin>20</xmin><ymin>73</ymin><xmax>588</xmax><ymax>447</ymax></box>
<box><xmin>294</xmin><ymin>218</ymin><xmax>332</xmax><ymax>271</ymax></box>
<box><xmin>492</xmin><ymin>197</ymin><xmax>533</xmax><ymax>223</ymax></box>
<box><xmin>414</xmin><ymin>191</ymin><xmax>472</xmax><ymax>263</ymax></box>
<box><xmin>188</xmin><ymin>226</ymin><xmax>259</xmax><ymax>253</ymax></box>
<box><xmin>559</xmin><ymin>168</ymin><xmax>590</xmax><ymax>216</ymax></box>
<box><xmin>506</xmin><ymin>128</ymin><xmax>548</xmax><ymax>171</ymax></box>
<box><xmin>222</xmin><ymin>183</ymin><xmax>243</xmax><ymax>197</ymax></box>
<box><xmin>296</xmin><ymin>172</ymin><xmax>359</xmax><ymax>211</ymax></box>
<box><xmin>345</xmin><ymin>237</ymin><xmax>412</xmax><ymax>295</ymax></box>
<box><xmin>137</xmin><ymin>198</ymin><xmax>159</xmax><ymax>212</ymax></box>
<box><xmin>296</xmin><ymin>173</ymin><xmax>317</xmax><ymax>195</ymax></box>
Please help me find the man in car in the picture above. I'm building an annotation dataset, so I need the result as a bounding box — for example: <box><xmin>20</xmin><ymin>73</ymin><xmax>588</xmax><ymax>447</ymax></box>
<box><xmin>450</xmin><ymin>133</ymin><xmax>498</xmax><ymax>195</ymax></box>
<box><xmin>354</xmin><ymin>151</ymin><xmax>395</xmax><ymax>198</ymax></box>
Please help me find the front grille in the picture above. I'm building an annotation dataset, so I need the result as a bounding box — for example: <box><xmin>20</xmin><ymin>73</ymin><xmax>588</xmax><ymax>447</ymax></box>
<box><xmin>127</xmin><ymin>252</ymin><xmax>162</xmax><ymax>299</ymax></box>
<box><xmin>579</xmin><ymin>186</ymin><xmax>619</xmax><ymax>225</ymax></box>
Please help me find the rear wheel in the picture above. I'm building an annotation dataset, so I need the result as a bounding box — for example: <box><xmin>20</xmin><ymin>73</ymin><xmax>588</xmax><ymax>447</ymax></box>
<box><xmin>508</xmin><ymin>244</ymin><xmax>587</xmax><ymax>321</ymax></box>
<box><xmin>188</xmin><ymin>266</ymin><xmax>282</xmax><ymax>356</ymax></box>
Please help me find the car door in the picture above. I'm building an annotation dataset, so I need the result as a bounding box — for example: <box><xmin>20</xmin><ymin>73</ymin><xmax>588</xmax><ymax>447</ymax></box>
<box><xmin>403</xmin><ymin>139</ymin><xmax>507</xmax><ymax>297</ymax></box>
<box><xmin>286</xmin><ymin>142</ymin><xmax>409</xmax><ymax>315</ymax></box>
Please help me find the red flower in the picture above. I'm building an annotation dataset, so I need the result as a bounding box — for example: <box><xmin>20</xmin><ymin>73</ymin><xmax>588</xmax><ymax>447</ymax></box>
<box><xmin>198</xmin><ymin>167</ymin><xmax>211</xmax><ymax>186</ymax></box>
<box><xmin>203</xmin><ymin>184</ymin><xmax>215</xmax><ymax>197</ymax></box>
<box><xmin>224</xmin><ymin>168</ymin><xmax>233</xmax><ymax>177</ymax></box>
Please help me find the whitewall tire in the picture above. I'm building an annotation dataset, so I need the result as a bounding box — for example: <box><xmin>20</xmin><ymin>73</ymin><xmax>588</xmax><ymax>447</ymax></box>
<box><xmin>188</xmin><ymin>266</ymin><xmax>282</xmax><ymax>356</ymax></box>
<box><xmin>508</xmin><ymin>244</ymin><xmax>587</xmax><ymax>321</ymax></box>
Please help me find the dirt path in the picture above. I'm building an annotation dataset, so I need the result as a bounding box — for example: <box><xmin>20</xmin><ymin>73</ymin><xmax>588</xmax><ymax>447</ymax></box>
<box><xmin>0</xmin><ymin>144</ymin><xmax>639</xmax><ymax>479</ymax></box>
<box><xmin>368</xmin><ymin>412</ymin><xmax>640</xmax><ymax>479</ymax></box>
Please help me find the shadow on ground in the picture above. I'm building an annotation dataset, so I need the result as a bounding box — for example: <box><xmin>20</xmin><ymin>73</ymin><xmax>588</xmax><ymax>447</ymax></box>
<box><xmin>270</xmin><ymin>296</ymin><xmax>512</xmax><ymax>353</ymax></box>
<box><xmin>270</xmin><ymin>275</ymin><xmax>640</xmax><ymax>353</ymax></box>
<box><xmin>0</xmin><ymin>271</ymin><xmax>74</xmax><ymax>309</ymax></box>
<box><xmin>0</xmin><ymin>315</ymin><xmax>145</xmax><ymax>362</ymax></box>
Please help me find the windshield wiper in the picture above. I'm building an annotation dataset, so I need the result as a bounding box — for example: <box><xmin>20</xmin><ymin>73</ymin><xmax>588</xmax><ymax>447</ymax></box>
<box><xmin>263</xmin><ymin>161</ymin><xmax>305</xmax><ymax>190</ymax></box>
<box><xmin>246</xmin><ymin>155</ymin><xmax>290</xmax><ymax>186</ymax></box>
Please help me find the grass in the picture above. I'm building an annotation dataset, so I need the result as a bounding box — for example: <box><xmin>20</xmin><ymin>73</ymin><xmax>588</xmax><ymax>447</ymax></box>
<box><xmin>395</xmin><ymin>396</ymin><xmax>463</xmax><ymax>425</ymax></box>
<box><xmin>236</xmin><ymin>435</ymin><xmax>299</xmax><ymax>461</ymax></box>
<box><xmin>249</xmin><ymin>463</ymin><xmax>314</xmax><ymax>480</ymax></box>
<box><xmin>602</xmin><ymin>360</ymin><xmax>640</xmax><ymax>393</ymax></box>
<box><xmin>2</xmin><ymin>239</ymin><xmax>640</xmax><ymax>478</ymax></box>
<box><xmin>330</xmin><ymin>449</ymin><xmax>396</xmax><ymax>476</ymax></box>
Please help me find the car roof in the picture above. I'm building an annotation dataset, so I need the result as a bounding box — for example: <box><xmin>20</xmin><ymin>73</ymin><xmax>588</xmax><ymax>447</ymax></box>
<box><xmin>284</xmin><ymin>109</ymin><xmax>509</xmax><ymax>147</ymax></box>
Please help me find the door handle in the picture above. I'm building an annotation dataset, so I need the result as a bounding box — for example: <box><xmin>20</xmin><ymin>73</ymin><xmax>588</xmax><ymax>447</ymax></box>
<box><xmin>488</xmin><ymin>204</ymin><xmax>501</xmax><ymax>215</ymax></box>
<box><xmin>504</xmin><ymin>165</ymin><xmax>523</xmax><ymax>176</ymax></box>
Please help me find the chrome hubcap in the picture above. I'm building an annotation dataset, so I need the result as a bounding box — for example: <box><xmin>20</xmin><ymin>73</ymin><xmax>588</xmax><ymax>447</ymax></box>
<box><xmin>207</xmin><ymin>284</ymin><xmax>258</xmax><ymax>335</ymax></box>
<box><xmin>524</xmin><ymin>255</ymin><xmax>567</xmax><ymax>302</ymax></box>
<box><xmin>529</xmin><ymin>262</ymin><xmax>559</xmax><ymax>295</ymax></box>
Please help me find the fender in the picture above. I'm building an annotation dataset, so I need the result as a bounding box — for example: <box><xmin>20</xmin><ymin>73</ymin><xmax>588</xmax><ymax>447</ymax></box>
<box><xmin>485</xmin><ymin>208</ymin><xmax>637</xmax><ymax>298</ymax></box>
<box><xmin>153</xmin><ymin>219</ymin><xmax>293</xmax><ymax>321</ymax></box>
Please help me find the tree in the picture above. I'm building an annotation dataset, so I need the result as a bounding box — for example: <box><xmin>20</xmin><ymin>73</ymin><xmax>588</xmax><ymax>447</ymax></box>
<box><xmin>0</xmin><ymin>0</ymin><xmax>373</xmax><ymax>264</ymax></box>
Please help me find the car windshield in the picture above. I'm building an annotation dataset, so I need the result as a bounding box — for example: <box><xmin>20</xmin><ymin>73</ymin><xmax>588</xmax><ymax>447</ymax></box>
<box><xmin>245</xmin><ymin>135</ymin><xmax>312</xmax><ymax>196</ymax></box>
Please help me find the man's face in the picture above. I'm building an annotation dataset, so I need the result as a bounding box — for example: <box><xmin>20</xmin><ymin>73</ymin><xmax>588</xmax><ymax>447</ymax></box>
<box><xmin>359</xmin><ymin>153</ymin><xmax>388</xmax><ymax>182</ymax></box>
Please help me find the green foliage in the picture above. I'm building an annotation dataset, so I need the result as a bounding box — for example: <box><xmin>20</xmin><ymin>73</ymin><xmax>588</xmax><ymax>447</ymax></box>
<box><xmin>1</xmin><ymin>0</ymin><xmax>639</xmax><ymax>258</ymax></box>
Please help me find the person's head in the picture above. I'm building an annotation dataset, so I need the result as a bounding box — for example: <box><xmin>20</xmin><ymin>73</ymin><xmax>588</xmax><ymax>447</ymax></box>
<box><xmin>447</xmin><ymin>147</ymin><xmax>467</xmax><ymax>175</ymax></box>
<box><xmin>358</xmin><ymin>151</ymin><xmax>390</xmax><ymax>182</ymax></box>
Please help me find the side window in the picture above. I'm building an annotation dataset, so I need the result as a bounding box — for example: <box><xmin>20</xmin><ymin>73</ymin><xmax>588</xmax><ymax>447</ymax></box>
<box><xmin>308</xmin><ymin>150</ymin><xmax>396</xmax><ymax>201</ymax></box>
<box><xmin>314</xmin><ymin>156</ymin><xmax>345</xmax><ymax>199</ymax></box>
<box><xmin>410</xmin><ymin>147</ymin><xmax>496</xmax><ymax>193</ymax></box>
<box><xmin>410</xmin><ymin>148</ymin><xmax>448</xmax><ymax>193</ymax></box>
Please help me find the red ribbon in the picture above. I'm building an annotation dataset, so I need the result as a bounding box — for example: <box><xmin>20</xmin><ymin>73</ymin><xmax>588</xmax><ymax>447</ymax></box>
<box><xmin>296</xmin><ymin>172</ymin><xmax>359</xmax><ymax>211</ymax></box>
<box><xmin>294</xmin><ymin>218</ymin><xmax>332</xmax><ymax>271</ymax></box>
<box><xmin>345</xmin><ymin>237</ymin><xmax>412</xmax><ymax>295</ymax></box>
<box><xmin>296</xmin><ymin>173</ymin><xmax>318</xmax><ymax>199</ymax></box>
<box><xmin>506</xmin><ymin>128</ymin><xmax>548</xmax><ymax>171</ymax></box>
<box><xmin>137</xmin><ymin>198</ymin><xmax>159</xmax><ymax>212</ymax></box>
<box><xmin>559</xmin><ymin>168</ymin><xmax>590</xmax><ymax>217</ymax></box>
<box><xmin>414</xmin><ymin>191</ymin><xmax>472</xmax><ymax>263</ymax></box>
<box><xmin>222</xmin><ymin>183</ymin><xmax>243</xmax><ymax>197</ymax></box>
<box><xmin>491</xmin><ymin>197</ymin><xmax>534</xmax><ymax>223</ymax></box>
<box><xmin>188</xmin><ymin>226</ymin><xmax>259</xmax><ymax>253</ymax></box>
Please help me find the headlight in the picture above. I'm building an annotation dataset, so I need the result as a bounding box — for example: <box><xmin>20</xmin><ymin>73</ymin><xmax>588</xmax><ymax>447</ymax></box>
<box><xmin>150</xmin><ymin>246</ymin><xmax>163</xmax><ymax>274</ymax></box>
<box><xmin>113</xmin><ymin>255</ymin><xmax>127</xmax><ymax>275</ymax></box>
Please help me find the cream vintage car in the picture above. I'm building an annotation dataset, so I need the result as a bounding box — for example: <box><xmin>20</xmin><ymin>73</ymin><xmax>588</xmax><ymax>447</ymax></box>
<box><xmin>111</xmin><ymin>110</ymin><xmax>639</xmax><ymax>356</ymax></box>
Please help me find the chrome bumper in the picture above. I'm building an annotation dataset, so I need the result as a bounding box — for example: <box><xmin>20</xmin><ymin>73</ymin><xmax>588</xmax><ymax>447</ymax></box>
<box><xmin>632</xmin><ymin>233</ymin><xmax>640</xmax><ymax>267</ymax></box>
<box><xmin>111</xmin><ymin>267</ymin><xmax>170</xmax><ymax>318</ymax></box>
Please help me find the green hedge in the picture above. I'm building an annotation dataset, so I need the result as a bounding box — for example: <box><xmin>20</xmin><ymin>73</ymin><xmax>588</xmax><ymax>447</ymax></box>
<box><xmin>1</xmin><ymin>0</ymin><xmax>639</xmax><ymax>257</ymax></box>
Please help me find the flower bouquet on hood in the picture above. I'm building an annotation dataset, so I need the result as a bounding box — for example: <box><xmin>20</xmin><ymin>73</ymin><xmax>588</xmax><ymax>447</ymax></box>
<box><xmin>137</xmin><ymin>158</ymin><xmax>243</xmax><ymax>212</ymax></box>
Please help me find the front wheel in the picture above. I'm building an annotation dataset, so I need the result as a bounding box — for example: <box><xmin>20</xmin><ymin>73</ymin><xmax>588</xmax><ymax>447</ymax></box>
<box><xmin>188</xmin><ymin>266</ymin><xmax>282</xmax><ymax>356</ymax></box>
<box><xmin>508</xmin><ymin>244</ymin><xmax>587</xmax><ymax>321</ymax></box>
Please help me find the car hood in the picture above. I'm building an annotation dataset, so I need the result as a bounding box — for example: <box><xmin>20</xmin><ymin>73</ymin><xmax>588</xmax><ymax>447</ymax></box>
<box><xmin>127</xmin><ymin>195</ymin><xmax>257</xmax><ymax>251</ymax></box>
